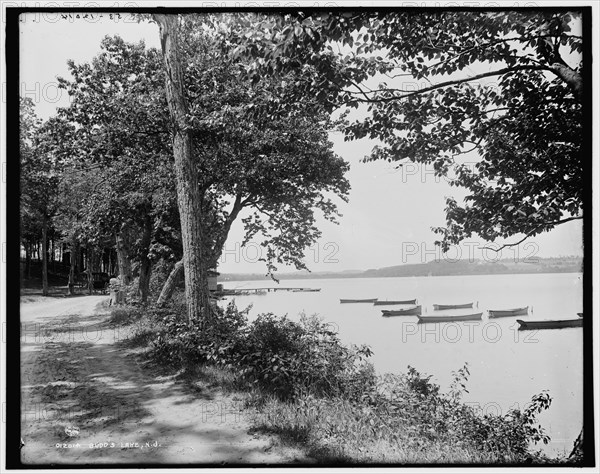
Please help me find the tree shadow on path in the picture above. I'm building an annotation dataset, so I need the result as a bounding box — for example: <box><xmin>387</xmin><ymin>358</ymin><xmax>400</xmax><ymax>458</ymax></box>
<box><xmin>20</xmin><ymin>305</ymin><xmax>310</xmax><ymax>466</ymax></box>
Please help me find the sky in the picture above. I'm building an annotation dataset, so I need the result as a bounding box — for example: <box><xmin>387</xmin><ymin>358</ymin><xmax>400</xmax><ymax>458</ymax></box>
<box><xmin>17</xmin><ymin>11</ymin><xmax>586</xmax><ymax>274</ymax></box>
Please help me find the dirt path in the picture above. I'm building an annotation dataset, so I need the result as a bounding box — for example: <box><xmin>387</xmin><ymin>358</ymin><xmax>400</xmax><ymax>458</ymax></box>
<box><xmin>20</xmin><ymin>295</ymin><xmax>309</xmax><ymax>466</ymax></box>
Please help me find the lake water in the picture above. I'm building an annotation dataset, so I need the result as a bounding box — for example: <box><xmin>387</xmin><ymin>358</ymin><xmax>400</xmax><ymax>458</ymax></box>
<box><xmin>219</xmin><ymin>272</ymin><xmax>584</xmax><ymax>457</ymax></box>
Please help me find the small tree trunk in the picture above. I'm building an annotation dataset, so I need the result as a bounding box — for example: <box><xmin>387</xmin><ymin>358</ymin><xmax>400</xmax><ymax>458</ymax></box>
<box><xmin>25</xmin><ymin>243</ymin><xmax>31</xmax><ymax>279</ymax></box>
<box><xmin>156</xmin><ymin>259</ymin><xmax>184</xmax><ymax>308</ymax></box>
<box><xmin>115</xmin><ymin>229</ymin><xmax>132</xmax><ymax>285</ymax></box>
<box><xmin>62</xmin><ymin>243</ymin><xmax>69</xmax><ymax>264</ymax></box>
<box><xmin>86</xmin><ymin>246</ymin><xmax>93</xmax><ymax>295</ymax></box>
<box><xmin>67</xmin><ymin>240</ymin><xmax>77</xmax><ymax>296</ymax></box>
<box><xmin>138</xmin><ymin>260</ymin><xmax>152</xmax><ymax>303</ymax></box>
<box><xmin>51</xmin><ymin>239</ymin><xmax>57</xmax><ymax>274</ymax></box>
<box><xmin>41</xmin><ymin>215</ymin><xmax>48</xmax><ymax>296</ymax></box>
<box><xmin>154</xmin><ymin>13</ymin><xmax>211</xmax><ymax>324</ymax></box>
<box><xmin>102</xmin><ymin>248</ymin><xmax>108</xmax><ymax>273</ymax></box>
<box><xmin>108</xmin><ymin>249</ymin><xmax>119</xmax><ymax>275</ymax></box>
<box><xmin>138</xmin><ymin>210</ymin><xmax>153</xmax><ymax>303</ymax></box>
<box><xmin>79</xmin><ymin>246</ymin><xmax>85</xmax><ymax>274</ymax></box>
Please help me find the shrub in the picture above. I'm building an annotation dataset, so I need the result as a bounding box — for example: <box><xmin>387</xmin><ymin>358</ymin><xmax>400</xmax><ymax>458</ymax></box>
<box><xmin>146</xmin><ymin>301</ymin><xmax>250</xmax><ymax>367</ymax></box>
<box><xmin>368</xmin><ymin>364</ymin><xmax>552</xmax><ymax>462</ymax></box>
<box><xmin>146</xmin><ymin>312</ymin><xmax>204</xmax><ymax>366</ymax></box>
<box><xmin>253</xmin><ymin>364</ymin><xmax>554</xmax><ymax>464</ymax></box>
<box><xmin>144</xmin><ymin>302</ymin><xmax>376</xmax><ymax>401</ymax></box>
<box><xmin>237</xmin><ymin>313</ymin><xmax>376</xmax><ymax>400</ymax></box>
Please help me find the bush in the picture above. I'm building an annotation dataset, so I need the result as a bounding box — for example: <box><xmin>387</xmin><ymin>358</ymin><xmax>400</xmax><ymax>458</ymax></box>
<box><xmin>146</xmin><ymin>301</ymin><xmax>249</xmax><ymax>367</ymax></box>
<box><xmin>253</xmin><ymin>364</ymin><xmax>553</xmax><ymax>464</ymax></box>
<box><xmin>145</xmin><ymin>302</ymin><xmax>376</xmax><ymax>400</ymax></box>
<box><xmin>367</xmin><ymin>364</ymin><xmax>552</xmax><ymax>462</ymax></box>
<box><xmin>237</xmin><ymin>313</ymin><xmax>376</xmax><ymax>400</ymax></box>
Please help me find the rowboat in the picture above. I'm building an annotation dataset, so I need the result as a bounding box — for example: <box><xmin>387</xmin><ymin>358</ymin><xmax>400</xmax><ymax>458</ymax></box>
<box><xmin>517</xmin><ymin>318</ymin><xmax>583</xmax><ymax>330</ymax></box>
<box><xmin>381</xmin><ymin>305</ymin><xmax>422</xmax><ymax>317</ymax></box>
<box><xmin>417</xmin><ymin>312</ymin><xmax>483</xmax><ymax>323</ymax></box>
<box><xmin>340</xmin><ymin>298</ymin><xmax>378</xmax><ymax>304</ymax></box>
<box><xmin>488</xmin><ymin>307</ymin><xmax>529</xmax><ymax>318</ymax></box>
<box><xmin>374</xmin><ymin>299</ymin><xmax>417</xmax><ymax>306</ymax></box>
<box><xmin>433</xmin><ymin>303</ymin><xmax>474</xmax><ymax>310</ymax></box>
<box><xmin>293</xmin><ymin>288</ymin><xmax>321</xmax><ymax>292</ymax></box>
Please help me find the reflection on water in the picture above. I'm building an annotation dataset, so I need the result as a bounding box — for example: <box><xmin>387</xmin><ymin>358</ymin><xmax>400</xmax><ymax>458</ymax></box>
<box><xmin>220</xmin><ymin>273</ymin><xmax>584</xmax><ymax>456</ymax></box>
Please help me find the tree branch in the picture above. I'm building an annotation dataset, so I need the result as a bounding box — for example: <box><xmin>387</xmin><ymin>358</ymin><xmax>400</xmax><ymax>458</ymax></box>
<box><xmin>346</xmin><ymin>66</ymin><xmax>548</xmax><ymax>104</ymax></box>
<box><xmin>208</xmin><ymin>191</ymin><xmax>245</xmax><ymax>267</ymax></box>
<box><xmin>425</xmin><ymin>34</ymin><xmax>582</xmax><ymax>61</ymax></box>
<box><xmin>241</xmin><ymin>195</ymin><xmax>260</xmax><ymax>207</ymax></box>
<box><xmin>480</xmin><ymin>216</ymin><xmax>583</xmax><ymax>252</ymax></box>
<box><xmin>547</xmin><ymin>63</ymin><xmax>583</xmax><ymax>101</ymax></box>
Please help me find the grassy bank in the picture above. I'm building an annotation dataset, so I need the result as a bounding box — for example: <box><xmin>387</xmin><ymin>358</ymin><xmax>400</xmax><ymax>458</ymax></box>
<box><xmin>111</xmin><ymin>300</ymin><xmax>576</xmax><ymax>465</ymax></box>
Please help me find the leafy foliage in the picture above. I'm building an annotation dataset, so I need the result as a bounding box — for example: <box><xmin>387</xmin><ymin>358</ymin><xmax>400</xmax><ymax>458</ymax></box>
<box><xmin>176</xmin><ymin>22</ymin><xmax>350</xmax><ymax>273</ymax></box>
<box><xmin>224</xmin><ymin>10</ymin><xmax>585</xmax><ymax>250</ymax></box>
<box><xmin>53</xmin><ymin>32</ymin><xmax>350</xmax><ymax>280</ymax></box>
<box><xmin>20</xmin><ymin>99</ymin><xmax>60</xmax><ymax>242</ymax></box>
<box><xmin>256</xmin><ymin>364</ymin><xmax>552</xmax><ymax>463</ymax></box>
<box><xmin>20</xmin><ymin>98</ymin><xmax>64</xmax><ymax>294</ymax></box>
<box><xmin>372</xmin><ymin>366</ymin><xmax>551</xmax><ymax>459</ymax></box>
<box><xmin>237</xmin><ymin>313</ymin><xmax>375</xmax><ymax>399</ymax></box>
<box><xmin>146</xmin><ymin>302</ymin><xmax>374</xmax><ymax>400</ymax></box>
<box><xmin>54</xmin><ymin>37</ymin><xmax>176</xmax><ymax>290</ymax></box>
<box><xmin>20</xmin><ymin>97</ymin><xmax>45</xmax><ymax>246</ymax></box>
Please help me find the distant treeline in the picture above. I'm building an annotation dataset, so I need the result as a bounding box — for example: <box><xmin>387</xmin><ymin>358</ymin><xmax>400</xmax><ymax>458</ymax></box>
<box><xmin>220</xmin><ymin>256</ymin><xmax>583</xmax><ymax>282</ymax></box>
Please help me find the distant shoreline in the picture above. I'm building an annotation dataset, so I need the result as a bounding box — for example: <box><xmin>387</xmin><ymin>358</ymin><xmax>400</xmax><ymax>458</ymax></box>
<box><xmin>220</xmin><ymin>257</ymin><xmax>583</xmax><ymax>282</ymax></box>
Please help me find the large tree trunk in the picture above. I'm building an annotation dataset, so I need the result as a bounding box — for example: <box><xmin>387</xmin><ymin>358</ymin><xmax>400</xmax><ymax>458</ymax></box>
<box><xmin>156</xmin><ymin>259</ymin><xmax>184</xmax><ymax>307</ymax></box>
<box><xmin>154</xmin><ymin>13</ymin><xmax>211</xmax><ymax>323</ymax></box>
<box><xmin>115</xmin><ymin>228</ymin><xmax>132</xmax><ymax>285</ymax></box>
<box><xmin>153</xmin><ymin>194</ymin><xmax>243</xmax><ymax>309</ymax></box>
<box><xmin>138</xmin><ymin>210</ymin><xmax>153</xmax><ymax>303</ymax></box>
<box><xmin>41</xmin><ymin>215</ymin><xmax>48</xmax><ymax>296</ymax></box>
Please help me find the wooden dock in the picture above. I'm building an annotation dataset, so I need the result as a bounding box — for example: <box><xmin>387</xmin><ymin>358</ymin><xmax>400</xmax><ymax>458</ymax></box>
<box><xmin>220</xmin><ymin>287</ymin><xmax>320</xmax><ymax>295</ymax></box>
